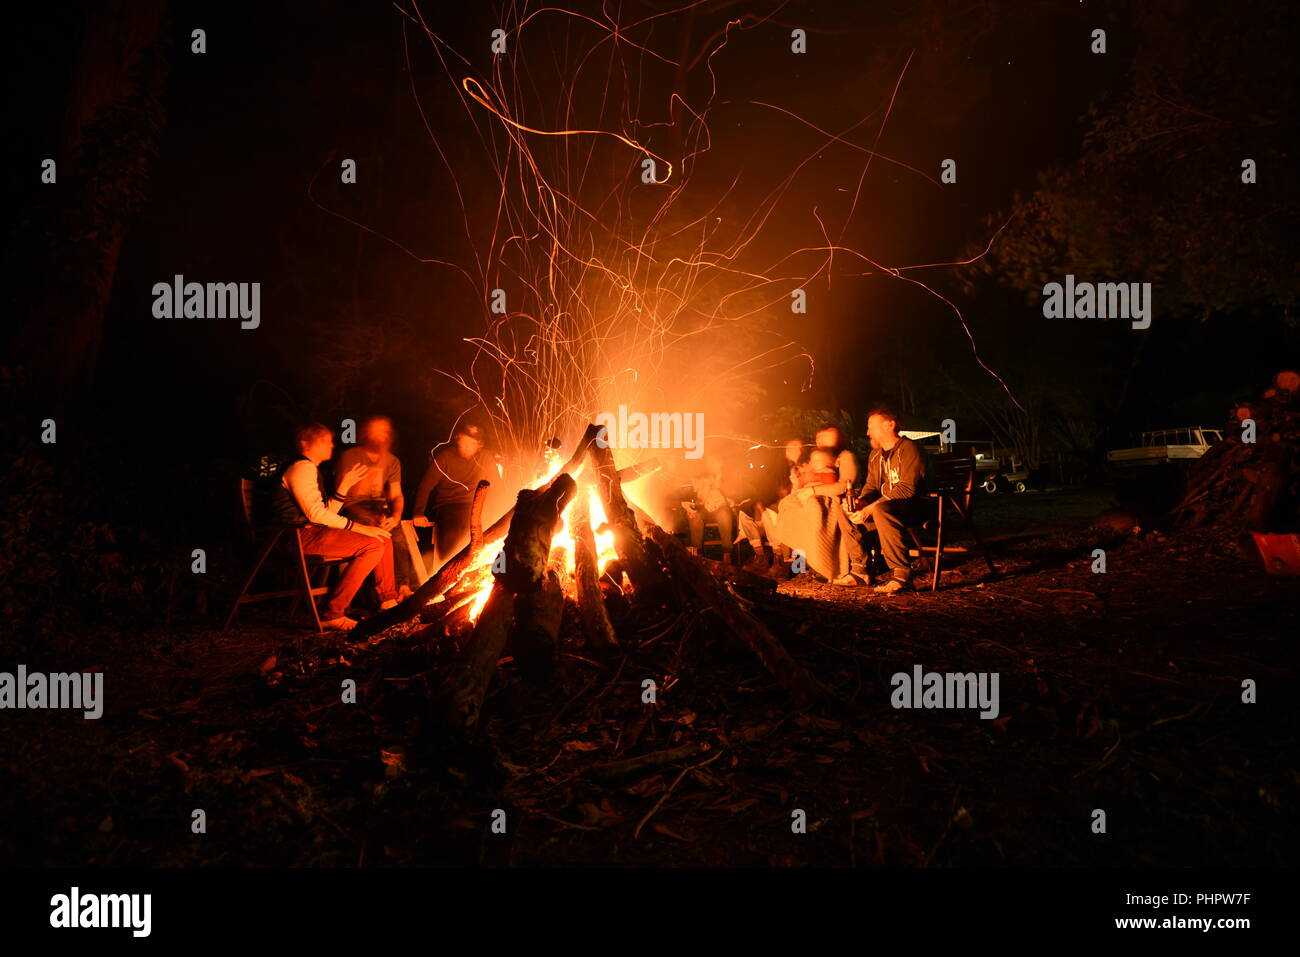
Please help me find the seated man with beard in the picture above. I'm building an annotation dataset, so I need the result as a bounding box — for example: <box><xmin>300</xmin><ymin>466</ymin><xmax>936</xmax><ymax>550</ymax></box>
<box><xmin>849</xmin><ymin>407</ymin><xmax>932</xmax><ymax>594</ymax></box>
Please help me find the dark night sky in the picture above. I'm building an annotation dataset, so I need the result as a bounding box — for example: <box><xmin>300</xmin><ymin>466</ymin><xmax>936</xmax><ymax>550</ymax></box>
<box><xmin>5</xmin><ymin>0</ymin><xmax>1296</xmax><ymax>477</ymax></box>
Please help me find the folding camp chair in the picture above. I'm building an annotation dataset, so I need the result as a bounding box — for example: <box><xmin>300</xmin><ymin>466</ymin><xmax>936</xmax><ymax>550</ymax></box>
<box><xmin>903</xmin><ymin>452</ymin><xmax>999</xmax><ymax>591</ymax></box>
<box><xmin>222</xmin><ymin>478</ymin><xmax>352</xmax><ymax>632</ymax></box>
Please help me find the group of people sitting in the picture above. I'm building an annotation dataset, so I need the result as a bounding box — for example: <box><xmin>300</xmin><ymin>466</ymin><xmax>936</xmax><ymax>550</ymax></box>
<box><xmin>271</xmin><ymin>416</ymin><xmax>493</xmax><ymax>631</ymax></box>
<box><xmin>269</xmin><ymin>406</ymin><xmax>932</xmax><ymax>631</ymax></box>
<box><xmin>679</xmin><ymin>407</ymin><xmax>932</xmax><ymax>593</ymax></box>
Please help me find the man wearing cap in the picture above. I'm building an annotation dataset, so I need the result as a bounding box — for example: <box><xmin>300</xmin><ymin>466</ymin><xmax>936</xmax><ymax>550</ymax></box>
<box><xmin>412</xmin><ymin>423</ymin><xmax>492</xmax><ymax>568</ymax></box>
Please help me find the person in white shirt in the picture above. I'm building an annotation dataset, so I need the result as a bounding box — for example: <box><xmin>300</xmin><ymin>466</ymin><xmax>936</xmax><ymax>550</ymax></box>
<box><xmin>273</xmin><ymin>423</ymin><xmax>396</xmax><ymax>631</ymax></box>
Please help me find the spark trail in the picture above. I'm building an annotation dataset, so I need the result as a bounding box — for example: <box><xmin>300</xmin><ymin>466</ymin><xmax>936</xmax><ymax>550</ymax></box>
<box><xmin>317</xmin><ymin>1</ymin><xmax>1023</xmax><ymax>478</ymax></box>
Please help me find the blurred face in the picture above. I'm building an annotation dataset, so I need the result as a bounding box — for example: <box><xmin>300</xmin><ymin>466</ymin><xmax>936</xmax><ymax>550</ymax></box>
<box><xmin>866</xmin><ymin>414</ymin><xmax>897</xmax><ymax>447</ymax></box>
<box><xmin>304</xmin><ymin>432</ymin><xmax>334</xmax><ymax>462</ymax></box>
<box><xmin>456</xmin><ymin>434</ymin><xmax>483</xmax><ymax>459</ymax></box>
<box><xmin>784</xmin><ymin>439</ymin><xmax>804</xmax><ymax>463</ymax></box>
<box><xmin>361</xmin><ymin>419</ymin><xmax>393</xmax><ymax>453</ymax></box>
<box><xmin>809</xmin><ymin>450</ymin><xmax>833</xmax><ymax>471</ymax></box>
<box><xmin>815</xmin><ymin>428</ymin><xmax>841</xmax><ymax>451</ymax></box>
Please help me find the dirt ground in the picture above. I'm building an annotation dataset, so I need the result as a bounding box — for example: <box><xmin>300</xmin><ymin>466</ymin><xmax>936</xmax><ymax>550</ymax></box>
<box><xmin>3</xmin><ymin>488</ymin><xmax>1297</xmax><ymax>867</ymax></box>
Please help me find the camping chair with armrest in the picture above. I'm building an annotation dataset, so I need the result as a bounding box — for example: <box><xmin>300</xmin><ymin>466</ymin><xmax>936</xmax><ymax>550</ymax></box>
<box><xmin>902</xmin><ymin>452</ymin><xmax>999</xmax><ymax>592</ymax></box>
<box><xmin>222</xmin><ymin>478</ymin><xmax>353</xmax><ymax>633</ymax></box>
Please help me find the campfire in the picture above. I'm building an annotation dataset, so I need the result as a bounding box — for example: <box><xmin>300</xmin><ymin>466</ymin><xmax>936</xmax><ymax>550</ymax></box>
<box><xmin>446</xmin><ymin>476</ymin><xmax>619</xmax><ymax>626</ymax></box>
<box><xmin>353</xmin><ymin>423</ymin><xmax>822</xmax><ymax>732</ymax></box>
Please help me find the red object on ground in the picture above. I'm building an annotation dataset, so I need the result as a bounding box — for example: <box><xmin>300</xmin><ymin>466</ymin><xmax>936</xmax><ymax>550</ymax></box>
<box><xmin>1250</xmin><ymin>532</ymin><xmax>1300</xmax><ymax>575</ymax></box>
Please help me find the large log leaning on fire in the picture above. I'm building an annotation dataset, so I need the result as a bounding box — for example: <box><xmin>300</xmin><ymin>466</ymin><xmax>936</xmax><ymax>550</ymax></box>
<box><xmin>510</xmin><ymin>571</ymin><xmax>565</xmax><ymax>682</ymax></box>
<box><xmin>571</xmin><ymin>489</ymin><xmax>618</xmax><ymax>649</ymax></box>
<box><xmin>438</xmin><ymin>475</ymin><xmax>576</xmax><ymax>729</ymax></box>
<box><xmin>647</xmin><ymin>525</ymin><xmax>823</xmax><ymax>708</ymax></box>
<box><xmin>437</xmin><ymin>582</ymin><xmax>514</xmax><ymax>731</ymax></box>
<box><xmin>502</xmin><ymin>476</ymin><xmax>577</xmax><ymax>680</ymax></box>
<box><xmin>353</xmin><ymin>425</ymin><xmax>609</xmax><ymax>639</ymax></box>
<box><xmin>587</xmin><ymin>438</ymin><xmax>668</xmax><ymax>598</ymax></box>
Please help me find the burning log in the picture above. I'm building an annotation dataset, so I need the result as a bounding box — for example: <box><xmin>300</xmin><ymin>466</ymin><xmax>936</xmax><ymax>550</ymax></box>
<box><xmin>587</xmin><ymin>438</ymin><xmax>668</xmax><ymax>599</ymax></box>
<box><xmin>500</xmin><ymin>476</ymin><xmax>577</xmax><ymax>593</ymax></box>
<box><xmin>571</xmin><ymin>488</ymin><xmax>618</xmax><ymax>650</ymax></box>
<box><xmin>501</xmin><ymin>476</ymin><xmax>577</xmax><ymax>680</ymax></box>
<box><xmin>354</xmin><ymin>425</ymin><xmax>608</xmax><ymax>640</ymax></box>
<box><xmin>647</xmin><ymin>525</ymin><xmax>824</xmax><ymax>708</ymax></box>
<box><xmin>436</xmin><ymin>581</ymin><xmax>514</xmax><ymax>731</ymax></box>
<box><xmin>437</xmin><ymin>475</ymin><xmax>575</xmax><ymax>728</ymax></box>
<box><xmin>352</xmin><ymin>480</ymin><xmax>493</xmax><ymax>640</ymax></box>
<box><xmin>509</xmin><ymin>571</ymin><xmax>565</xmax><ymax>682</ymax></box>
<box><xmin>381</xmin><ymin>422</ymin><xmax>822</xmax><ymax>733</ymax></box>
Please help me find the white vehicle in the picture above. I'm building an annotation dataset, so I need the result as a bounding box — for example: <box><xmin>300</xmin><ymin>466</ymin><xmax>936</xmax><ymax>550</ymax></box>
<box><xmin>1106</xmin><ymin>427</ymin><xmax>1223</xmax><ymax>468</ymax></box>
<box><xmin>901</xmin><ymin>433</ymin><xmax>1027</xmax><ymax>493</ymax></box>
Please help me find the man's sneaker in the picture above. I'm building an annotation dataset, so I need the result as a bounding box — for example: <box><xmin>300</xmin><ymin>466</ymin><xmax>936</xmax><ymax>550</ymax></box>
<box><xmin>872</xmin><ymin>577</ymin><xmax>914</xmax><ymax>595</ymax></box>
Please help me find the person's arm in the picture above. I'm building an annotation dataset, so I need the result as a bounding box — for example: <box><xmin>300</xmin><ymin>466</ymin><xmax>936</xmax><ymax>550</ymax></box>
<box><xmin>383</xmin><ymin>458</ymin><xmax>404</xmax><ymax>529</ymax></box>
<box><xmin>881</xmin><ymin>441</ymin><xmax>923</xmax><ymax>500</ymax></box>
<box><xmin>849</xmin><ymin>453</ymin><xmax>883</xmax><ymax>519</ymax></box>
<box><xmin>838</xmin><ymin>449</ymin><xmax>859</xmax><ymax>488</ymax></box>
<box><xmin>385</xmin><ymin>484</ymin><xmax>405</xmax><ymax>529</ymax></box>
<box><xmin>808</xmin><ymin>450</ymin><xmax>859</xmax><ymax>498</ymax></box>
<box><xmin>809</xmin><ymin>477</ymin><xmax>847</xmax><ymax>497</ymax></box>
<box><xmin>412</xmin><ymin>454</ymin><xmax>438</xmax><ymax>526</ymax></box>
<box><xmin>285</xmin><ymin>461</ymin><xmax>351</xmax><ymax>529</ymax></box>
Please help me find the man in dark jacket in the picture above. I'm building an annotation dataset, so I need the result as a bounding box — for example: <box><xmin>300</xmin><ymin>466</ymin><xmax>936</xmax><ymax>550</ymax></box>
<box><xmin>849</xmin><ymin>407</ymin><xmax>931</xmax><ymax>593</ymax></box>
<box><xmin>411</xmin><ymin>423</ymin><xmax>493</xmax><ymax>568</ymax></box>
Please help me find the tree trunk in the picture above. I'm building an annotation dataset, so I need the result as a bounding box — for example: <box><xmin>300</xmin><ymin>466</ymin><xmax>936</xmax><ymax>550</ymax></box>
<box><xmin>11</xmin><ymin>0</ymin><xmax>168</xmax><ymax>406</ymax></box>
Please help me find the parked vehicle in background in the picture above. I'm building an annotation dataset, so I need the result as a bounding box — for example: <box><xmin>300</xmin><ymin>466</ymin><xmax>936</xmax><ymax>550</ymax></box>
<box><xmin>901</xmin><ymin>432</ymin><xmax>1030</xmax><ymax>493</ymax></box>
<box><xmin>1106</xmin><ymin>427</ymin><xmax>1223</xmax><ymax>469</ymax></box>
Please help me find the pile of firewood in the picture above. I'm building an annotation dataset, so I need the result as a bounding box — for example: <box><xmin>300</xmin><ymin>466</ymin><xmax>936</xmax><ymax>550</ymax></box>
<box><xmin>1172</xmin><ymin>370</ymin><xmax>1300</xmax><ymax>530</ymax></box>
<box><xmin>350</xmin><ymin>423</ymin><xmax>822</xmax><ymax>735</ymax></box>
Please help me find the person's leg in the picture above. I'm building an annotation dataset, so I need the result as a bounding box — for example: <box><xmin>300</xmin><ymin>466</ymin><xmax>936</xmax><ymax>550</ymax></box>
<box><xmin>871</xmin><ymin>498</ymin><xmax>914</xmax><ymax>582</ymax></box>
<box><xmin>737</xmin><ymin>508</ymin><xmax>770</xmax><ymax>570</ymax></box>
<box><xmin>300</xmin><ymin>526</ymin><xmax>385</xmax><ymax>620</ymax></box>
<box><xmin>686</xmin><ymin>506</ymin><xmax>705</xmax><ymax>551</ymax></box>
<box><xmin>389</xmin><ymin>527</ymin><xmax>415</xmax><ymax>591</ymax></box>
<box><xmin>346</xmin><ymin>502</ymin><xmax>410</xmax><ymax>594</ymax></box>
<box><xmin>372</xmin><ymin>535</ymin><xmax>398</xmax><ymax>605</ymax></box>
<box><xmin>712</xmin><ymin>506</ymin><xmax>736</xmax><ymax>562</ymax></box>
<box><xmin>736</xmin><ymin>508</ymin><xmax>763</xmax><ymax>547</ymax></box>
<box><xmin>833</xmin><ymin>499</ymin><xmax>867</xmax><ymax>575</ymax></box>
